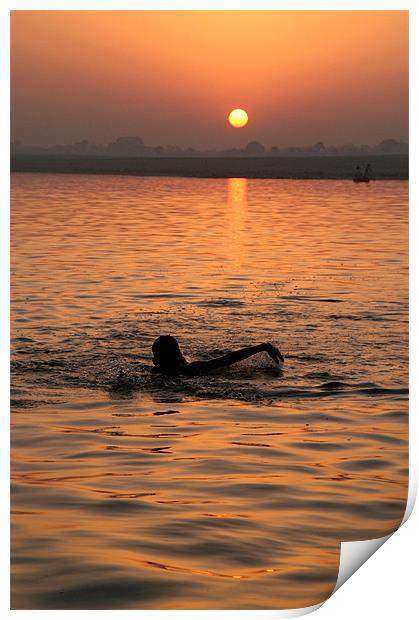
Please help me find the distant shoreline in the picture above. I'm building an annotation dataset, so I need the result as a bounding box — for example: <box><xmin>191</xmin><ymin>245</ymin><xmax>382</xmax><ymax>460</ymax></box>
<box><xmin>11</xmin><ymin>154</ymin><xmax>408</xmax><ymax>180</ymax></box>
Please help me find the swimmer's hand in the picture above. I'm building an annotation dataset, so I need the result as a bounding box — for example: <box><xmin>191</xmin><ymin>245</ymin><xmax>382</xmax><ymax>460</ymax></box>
<box><xmin>182</xmin><ymin>342</ymin><xmax>284</xmax><ymax>376</ymax></box>
<box><xmin>262</xmin><ymin>342</ymin><xmax>284</xmax><ymax>364</ymax></box>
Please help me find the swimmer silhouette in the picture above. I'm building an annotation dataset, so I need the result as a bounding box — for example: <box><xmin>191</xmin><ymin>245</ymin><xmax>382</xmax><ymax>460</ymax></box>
<box><xmin>151</xmin><ymin>335</ymin><xmax>284</xmax><ymax>376</ymax></box>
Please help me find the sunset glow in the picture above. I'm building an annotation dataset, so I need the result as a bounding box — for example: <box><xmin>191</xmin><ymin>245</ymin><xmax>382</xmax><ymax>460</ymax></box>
<box><xmin>10</xmin><ymin>10</ymin><xmax>408</xmax><ymax>149</ymax></box>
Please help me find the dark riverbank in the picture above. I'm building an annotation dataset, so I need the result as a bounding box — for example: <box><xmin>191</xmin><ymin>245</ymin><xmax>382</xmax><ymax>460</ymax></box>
<box><xmin>11</xmin><ymin>154</ymin><xmax>408</xmax><ymax>179</ymax></box>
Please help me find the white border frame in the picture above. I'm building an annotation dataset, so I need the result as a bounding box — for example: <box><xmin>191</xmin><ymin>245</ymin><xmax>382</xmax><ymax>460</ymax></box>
<box><xmin>2</xmin><ymin>2</ymin><xmax>416</xmax><ymax>618</ymax></box>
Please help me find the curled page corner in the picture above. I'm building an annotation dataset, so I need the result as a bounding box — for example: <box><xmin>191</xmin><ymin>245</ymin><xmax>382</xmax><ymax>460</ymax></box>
<box><xmin>333</xmin><ymin>534</ymin><xmax>392</xmax><ymax>594</ymax></box>
<box><xmin>401</xmin><ymin>473</ymin><xmax>417</xmax><ymax>525</ymax></box>
<box><xmin>332</xmin><ymin>474</ymin><xmax>416</xmax><ymax>595</ymax></box>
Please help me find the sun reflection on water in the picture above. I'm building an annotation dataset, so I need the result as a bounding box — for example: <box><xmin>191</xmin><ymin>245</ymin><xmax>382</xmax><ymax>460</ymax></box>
<box><xmin>226</xmin><ymin>177</ymin><xmax>247</xmax><ymax>269</ymax></box>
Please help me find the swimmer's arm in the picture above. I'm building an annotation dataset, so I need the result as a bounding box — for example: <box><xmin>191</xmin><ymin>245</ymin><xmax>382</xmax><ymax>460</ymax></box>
<box><xmin>184</xmin><ymin>343</ymin><xmax>283</xmax><ymax>376</ymax></box>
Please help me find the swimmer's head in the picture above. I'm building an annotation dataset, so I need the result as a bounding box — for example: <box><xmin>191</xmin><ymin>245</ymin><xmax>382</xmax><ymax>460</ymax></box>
<box><xmin>152</xmin><ymin>335</ymin><xmax>187</xmax><ymax>372</ymax></box>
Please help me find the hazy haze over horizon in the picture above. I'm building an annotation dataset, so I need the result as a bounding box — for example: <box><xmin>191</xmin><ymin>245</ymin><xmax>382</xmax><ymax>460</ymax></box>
<box><xmin>11</xmin><ymin>10</ymin><xmax>408</xmax><ymax>149</ymax></box>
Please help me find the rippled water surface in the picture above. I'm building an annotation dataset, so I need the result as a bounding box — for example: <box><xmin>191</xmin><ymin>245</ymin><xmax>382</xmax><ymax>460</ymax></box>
<box><xmin>11</xmin><ymin>174</ymin><xmax>408</xmax><ymax>609</ymax></box>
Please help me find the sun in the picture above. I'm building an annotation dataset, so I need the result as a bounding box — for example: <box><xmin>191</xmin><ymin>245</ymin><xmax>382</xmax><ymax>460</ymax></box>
<box><xmin>228</xmin><ymin>108</ymin><xmax>249</xmax><ymax>128</ymax></box>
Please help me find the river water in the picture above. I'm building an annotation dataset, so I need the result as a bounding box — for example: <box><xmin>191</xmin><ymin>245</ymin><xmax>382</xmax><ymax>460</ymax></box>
<box><xmin>11</xmin><ymin>173</ymin><xmax>408</xmax><ymax>609</ymax></box>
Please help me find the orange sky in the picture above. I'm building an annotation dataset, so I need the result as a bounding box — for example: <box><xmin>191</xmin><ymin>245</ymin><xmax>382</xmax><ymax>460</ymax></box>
<box><xmin>11</xmin><ymin>10</ymin><xmax>408</xmax><ymax>149</ymax></box>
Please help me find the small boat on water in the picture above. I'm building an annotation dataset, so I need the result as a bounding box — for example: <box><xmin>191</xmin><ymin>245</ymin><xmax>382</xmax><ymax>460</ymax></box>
<box><xmin>353</xmin><ymin>163</ymin><xmax>372</xmax><ymax>183</ymax></box>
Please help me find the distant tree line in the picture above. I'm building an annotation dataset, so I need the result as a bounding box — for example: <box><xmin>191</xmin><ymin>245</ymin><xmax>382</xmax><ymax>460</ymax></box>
<box><xmin>11</xmin><ymin>136</ymin><xmax>408</xmax><ymax>157</ymax></box>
